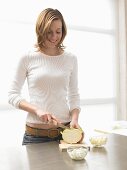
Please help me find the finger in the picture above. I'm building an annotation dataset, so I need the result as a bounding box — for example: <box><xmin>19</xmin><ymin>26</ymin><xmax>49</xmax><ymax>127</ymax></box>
<box><xmin>70</xmin><ymin>123</ymin><xmax>76</xmax><ymax>128</ymax></box>
<box><xmin>70</xmin><ymin>123</ymin><xmax>82</xmax><ymax>129</ymax></box>
<box><xmin>47</xmin><ymin>114</ymin><xmax>53</xmax><ymax>124</ymax></box>
<box><xmin>52</xmin><ymin>119</ymin><xmax>58</xmax><ymax>126</ymax></box>
<box><xmin>51</xmin><ymin>115</ymin><xmax>61</xmax><ymax>124</ymax></box>
<box><xmin>42</xmin><ymin>115</ymin><xmax>48</xmax><ymax>123</ymax></box>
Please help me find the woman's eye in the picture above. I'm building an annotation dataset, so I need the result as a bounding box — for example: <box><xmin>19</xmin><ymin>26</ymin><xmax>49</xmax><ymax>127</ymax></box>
<box><xmin>47</xmin><ymin>31</ymin><xmax>61</xmax><ymax>35</ymax></box>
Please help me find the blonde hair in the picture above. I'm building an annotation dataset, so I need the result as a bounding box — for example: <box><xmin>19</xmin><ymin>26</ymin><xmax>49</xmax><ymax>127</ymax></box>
<box><xmin>35</xmin><ymin>8</ymin><xmax>67</xmax><ymax>50</ymax></box>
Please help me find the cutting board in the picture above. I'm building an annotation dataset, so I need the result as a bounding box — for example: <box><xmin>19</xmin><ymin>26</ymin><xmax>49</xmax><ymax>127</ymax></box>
<box><xmin>59</xmin><ymin>140</ymin><xmax>90</xmax><ymax>152</ymax></box>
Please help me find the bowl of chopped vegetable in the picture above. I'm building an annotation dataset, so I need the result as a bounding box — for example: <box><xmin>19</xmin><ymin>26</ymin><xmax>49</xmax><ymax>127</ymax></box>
<box><xmin>89</xmin><ymin>135</ymin><xmax>107</xmax><ymax>147</ymax></box>
<box><xmin>67</xmin><ymin>146</ymin><xmax>89</xmax><ymax>160</ymax></box>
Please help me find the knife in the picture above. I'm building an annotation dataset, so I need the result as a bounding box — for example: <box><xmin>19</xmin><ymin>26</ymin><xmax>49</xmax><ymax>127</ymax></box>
<box><xmin>58</xmin><ymin>123</ymin><xmax>70</xmax><ymax>129</ymax></box>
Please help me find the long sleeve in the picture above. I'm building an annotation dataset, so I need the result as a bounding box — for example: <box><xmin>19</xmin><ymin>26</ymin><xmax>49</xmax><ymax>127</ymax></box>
<box><xmin>8</xmin><ymin>55</ymin><xmax>28</xmax><ymax>108</ymax></box>
<box><xmin>68</xmin><ymin>56</ymin><xmax>81</xmax><ymax>112</ymax></box>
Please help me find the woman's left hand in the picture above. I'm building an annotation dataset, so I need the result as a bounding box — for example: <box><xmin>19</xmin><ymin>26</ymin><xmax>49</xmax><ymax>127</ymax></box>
<box><xmin>70</xmin><ymin>120</ymin><xmax>85</xmax><ymax>143</ymax></box>
<box><xmin>70</xmin><ymin>120</ymin><xmax>80</xmax><ymax>129</ymax></box>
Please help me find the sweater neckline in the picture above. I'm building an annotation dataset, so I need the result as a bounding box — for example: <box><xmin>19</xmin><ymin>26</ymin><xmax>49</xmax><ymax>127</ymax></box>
<box><xmin>39</xmin><ymin>51</ymin><xmax>65</xmax><ymax>58</ymax></box>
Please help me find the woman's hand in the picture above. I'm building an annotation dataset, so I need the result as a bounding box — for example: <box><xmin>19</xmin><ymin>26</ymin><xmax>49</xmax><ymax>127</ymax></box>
<box><xmin>18</xmin><ymin>101</ymin><xmax>60</xmax><ymax>125</ymax></box>
<box><xmin>70</xmin><ymin>120</ymin><xmax>84</xmax><ymax>143</ymax></box>
<box><xmin>35</xmin><ymin>109</ymin><xmax>60</xmax><ymax>126</ymax></box>
<box><xmin>70</xmin><ymin>120</ymin><xmax>80</xmax><ymax>129</ymax></box>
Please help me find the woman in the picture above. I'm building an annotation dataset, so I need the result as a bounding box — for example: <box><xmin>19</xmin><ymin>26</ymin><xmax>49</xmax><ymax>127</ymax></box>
<box><xmin>8</xmin><ymin>8</ymin><xmax>83</xmax><ymax>145</ymax></box>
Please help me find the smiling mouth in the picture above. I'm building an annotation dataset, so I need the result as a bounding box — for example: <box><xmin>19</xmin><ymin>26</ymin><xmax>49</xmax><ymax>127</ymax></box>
<box><xmin>50</xmin><ymin>41</ymin><xmax>56</xmax><ymax>43</ymax></box>
<box><xmin>48</xmin><ymin>39</ymin><xmax>57</xmax><ymax>44</ymax></box>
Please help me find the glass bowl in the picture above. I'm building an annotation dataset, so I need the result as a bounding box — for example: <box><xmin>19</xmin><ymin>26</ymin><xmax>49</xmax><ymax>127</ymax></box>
<box><xmin>89</xmin><ymin>135</ymin><xmax>107</xmax><ymax>147</ymax></box>
<box><xmin>67</xmin><ymin>146</ymin><xmax>89</xmax><ymax>160</ymax></box>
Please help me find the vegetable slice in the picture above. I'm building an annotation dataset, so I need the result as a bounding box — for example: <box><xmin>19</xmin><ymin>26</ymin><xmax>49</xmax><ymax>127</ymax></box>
<box><xmin>61</xmin><ymin>128</ymin><xmax>83</xmax><ymax>144</ymax></box>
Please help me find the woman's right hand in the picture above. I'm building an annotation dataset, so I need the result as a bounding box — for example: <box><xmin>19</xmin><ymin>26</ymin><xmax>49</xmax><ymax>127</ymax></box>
<box><xmin>35</xmin><ymin>109</ymin><xmax>60</xmax><ymax>126</ymax></box>
<box><xmin>18</xmin><ymin>100</ymin><xmax>60</xmax><ymax>125</ymax></box>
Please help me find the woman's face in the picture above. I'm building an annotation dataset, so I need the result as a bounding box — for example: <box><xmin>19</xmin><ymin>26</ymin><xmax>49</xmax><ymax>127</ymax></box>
<box><xmin>44</xmin><ymin>19</ymin><xmax>62</xmax><ymax>48</ymax></box>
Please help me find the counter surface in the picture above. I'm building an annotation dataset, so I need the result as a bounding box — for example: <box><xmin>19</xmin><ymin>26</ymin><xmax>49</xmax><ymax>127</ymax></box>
<box><xmin>1</xmin><ymin>134</ymin><xmax>127</xmax><ymax>170</ymax></box>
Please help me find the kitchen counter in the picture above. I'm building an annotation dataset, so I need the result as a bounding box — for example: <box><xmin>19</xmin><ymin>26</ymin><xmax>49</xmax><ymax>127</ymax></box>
<box><xmin>1</xmin><ymin>134</ymin><xmax>127</xmax><ymax>170</ymax></box>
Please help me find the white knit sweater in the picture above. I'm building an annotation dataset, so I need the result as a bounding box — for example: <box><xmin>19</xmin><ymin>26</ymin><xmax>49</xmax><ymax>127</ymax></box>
<box><xmin>8</xmin><ymin>50</ymin><xmax>80</xmax><ymax>124</ymax></box>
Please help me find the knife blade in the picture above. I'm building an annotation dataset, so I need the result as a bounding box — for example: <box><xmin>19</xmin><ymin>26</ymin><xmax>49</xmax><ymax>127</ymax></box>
<box><xmin>58</xmin><ymin>123</ymin><xmax>70</xmax><ymax>129</ymax></box>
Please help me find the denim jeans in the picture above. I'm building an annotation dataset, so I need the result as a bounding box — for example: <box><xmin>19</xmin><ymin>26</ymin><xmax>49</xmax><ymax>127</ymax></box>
<box><xmin>22</xmin><ymin>132</ymin><xmax>62</xmax><ymax>145</ymax></box>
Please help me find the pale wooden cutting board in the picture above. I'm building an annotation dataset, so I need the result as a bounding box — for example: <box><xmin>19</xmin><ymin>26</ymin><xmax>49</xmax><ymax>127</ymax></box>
<box><xmin>59</xmin><ymin>140</ymin><xmax>90</xmax><ymax>151</ymax></box>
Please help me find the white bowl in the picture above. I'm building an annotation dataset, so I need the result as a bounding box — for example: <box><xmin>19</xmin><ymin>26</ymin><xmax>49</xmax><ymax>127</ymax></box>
<box><xmin>67</xmin><ymin>146</ymin><xmax>89</xmax><ymax>160</ymax></box>
<box><xmin>89</xmin><ymin>135</ymin><xmax>107</xmax><ymax>147</ymax></box>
